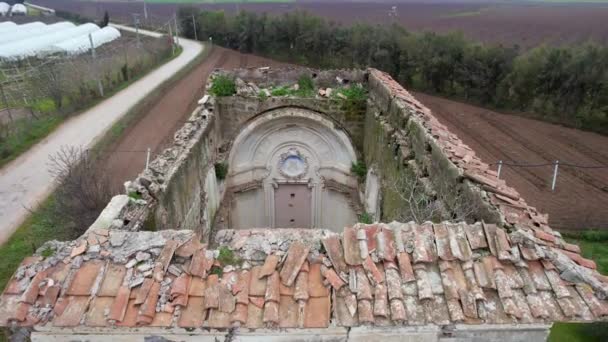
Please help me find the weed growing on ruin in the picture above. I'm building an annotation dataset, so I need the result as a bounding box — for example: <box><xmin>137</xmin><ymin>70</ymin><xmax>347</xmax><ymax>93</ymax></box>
<box><xmin>270</xmin><ymin>86</ymin><xmax>290</xmax><ymax>97</ymax></box>
<box><xmin>128</xmin><ymin>191</ymin><xmax>142</xmax><ymax>200</ymax></box>
<box><xmin>358</xmin><ymin>212</ymin><xmax>373</xmax><ymax>224</ymax></box>
<box><xmin>258</xmin><ymin>90</ymin><xmax>268</xmax><ymax>101</ymax></box>
<box><xmin>334</xmin><ymin>84</ymin><xmax>367</xmax><ymax>101</ymax></box>
<box><xmin>351</xmin><ymin>161</ymin><xmax>367</xmax><ymax>181</ymax></box>
<box><xmin>41</xmin><ymin>247</ymin><xmax>55</xmax><ymax>258</ymax></box>
<box><xmin>217</xmin><ymin>246</ymin><xmax>242</xmax><ymax>266</ymax></box>
<box><xmin>215</xmin><ymin>162</ymin><xmax>228</xmax><ymax>180</ymax></box>
<box><xmin>209</xmin><ymin>75</ymin><xmax>236</xmax><ymax>96</ymax></box>
<box><xmin>210</xmin><ymin>265</ymin><xmax>223</xmax><ymax>277</ymax></box>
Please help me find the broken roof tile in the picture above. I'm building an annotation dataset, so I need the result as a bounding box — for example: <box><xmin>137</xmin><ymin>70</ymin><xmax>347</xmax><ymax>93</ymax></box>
<box><xmin>414</xmin><ymin>264</ymin><xmax>434</xmax><ymax>301</ymax></box>
<box><xmin>527</xmin><ymin>261</ymin><xmax>552</xmax><ymax>291</ymax></box>
<box><xmin>334</xmin><ymin>292</ymin><xmax>359</xmax><ymax>327</ymax></box>
<box><xmin>433</xmin><ymin>223</ymin><xmax>455</xmax><ymax>261</ymax></box>
<box><xmin>259</xmin><ymin>254</ymin><xmax>280</xmax><ymax>279</ymax></box>
<box><xmin>373</xmin><ymin>283</ymin><xmax>389</xmax><ymax>318</ymax></box>
<box><xmin>545</xmin><ymin>269</ymin><xmax>571</xmax><ymax>299</ymax></box>
<box><xmin>137</xmin><ymin>281</ymin><xmax>161</xmax><ymax>325</ymax></box>
<box><xmin>208</xmin><ymin>308</ymin><xmax>232</xmax><ymax>328</ymax></box>
<box><xmin>397</xmin><ymin>251</ymin><xmax>416</xmax><ymax>283</ymax></box>
<box><xmin>231</xmin><ymin>302</ymin><xmax>248</xmax><ymax>326</ymax></box>
<box><xmin>355</xmin><ymin>267</ymin><xmax>373</xmax><ymax>301</ymax></box>
<box><xmin>248</xmin><ymin>266</ymin><xmax>267</xmax><ymax>296</ymax></box>
<box><xmin>322</xmin><ymin>235</ymin><xmax>348</xmax><ymax>275</ymax></box>
<box><xmin>85</xmin><ymin>297</ymin><xmax>113</xmax><ymax>327</ymax></box>
<box><xmin>385</xmin><ymin>267</ymin><xmax>403</xmax><ymax>301</ymax></box>
<box><xmin>343</xmin><ymin>227</ymin><xmax>364</xmax><ymax>265</ymax></box>
<box><xmin>189</xmin><ymin>248</ymin><xmax>213</xmax><ymax>278</ymax></box>
<box><xmin>449</xmin><ymin>223</ymin><xmax>473</xmax><ymax>261</ymax></box>
<box><xmin>175</xmin><ymin>237</ymin><xmax>204</xmax><ymax>258</ymax></box>
<box><xmin>320</xmin><ymin>265</ymin><xmax>346</xmax><ymax>290</ymax></box>
<box><xmin>135</xmin><ymin>278</ymin><xmax>154</xmax><ymax>305</ymax></box>
<box><xmin>246</xmin><ymin>301</ymin><xmax>264</xmax><ymax>328</ymax></box>
<box><xmin>362</xmin><ymin>257</ymin><xmax>384</xmax><ymax>285</ymax></box>
<box><xmin>377</xmin><ymin>226</ymin><xmax>397</xmax><ymax>261</ymax></box>
<box><xmin>153</xmin><ymin>240</ymin><xmax>178</xmax><ymax>281</ymax></box>
<box><xmin>279</xmin><ymin>241</ymin><xmax>309</xmax><ymax>287</ymax></box>
<box><xmin>278</xmin><ymin>295</ymin><xmax>299</xmax><ymax>328</ymax></box>
<box><xmin>412</xmin><ymin>223</ymin><xmax>437</xmax><ymax>263</ymax></box>
<box><xmin>218</xmin><ymin>285</ymin><xmax>236</xmax><ymax>313</ymax></box>
<box><xmin>294</xmin><ymin>270</ymin><xmax>309</xmax><ymax>302</ymax></box>
<box><xmin>463</xmin><ymin>222</ymin><xmax>488</xmax><ymax>250</ymax></box>
<box><xmin>189</xmin><ymin>277</ymin><xmax>206</xmax><ymax>297</ymax></box>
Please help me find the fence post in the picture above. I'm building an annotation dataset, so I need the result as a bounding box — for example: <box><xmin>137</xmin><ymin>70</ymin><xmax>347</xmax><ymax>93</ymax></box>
<box><xmin>192</xmin><ymin>14</ymin><xmax>198</xmax><ymax>41</ymax></box>
<box><xmin>89</xmin><ymin>33</ymin><xmax>104</xmax><ymax>97</ymax></box>
<box><xmin>551</xmin><ymin>160</ymin><xmax>559</xmax><ymax>191</ymax></box>
<box><xmin>146</xmin><ymin>148</ymin><xmax>151</xmax><ymax>171</ymax></box>
<box><xmin>497</xmin><ymin>160</ymin><xmax>503</xmax><ymax>179</ymax></box>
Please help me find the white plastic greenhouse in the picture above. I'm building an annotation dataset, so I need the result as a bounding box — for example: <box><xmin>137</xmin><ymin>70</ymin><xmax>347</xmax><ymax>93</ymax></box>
<box><xmin>0</xmin><ymin>22</ymin><xmax>74</xmax><ymax>45</ymax></box>
<box><xmin>0</xmin><ymin>23</ymin><xmax>102</xmax><ymax>59</ymax></box>
<box><xmin>10</xmin><ymin>3</ymin><xmax>26</xmax><ymax>15</ymax></box>
<box><xmin>0</xmin><ymin>21</ymin><xmax>44</xmax><ymax>39</ymax></box>
<box><xmin>48</xmin><ymin>26</ymin><xmax>121</xmax><ymax>55</ymax></box>
<box><xmin>0</xmin><ymin>2</ymin><xmax>11</xmax><ymax>16</ymax></box>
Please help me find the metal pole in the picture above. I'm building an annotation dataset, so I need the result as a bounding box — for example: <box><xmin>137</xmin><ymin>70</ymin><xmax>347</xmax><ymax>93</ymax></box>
<box><xmin>89</xmin><ymin>33</ymin><xmax>104</xmax><ymax>97</ymax></box>
<box><xmin>146</xmin><ymin>148</ymin><xmax>151</xmax><ymax>170</ymax></box>
<box><xmin>551</xmin><ymin>160</ymin><xmax>559</xmax><ymax>191</ymax></box>
<box><xmin>0</xmin><ymin>82</ymin><xmax>13</xmax><ymax>123</ymax></box>
<box><xmin>497</xmin><ymin>160</ymin><xmax>503</xmax><ymax>179</ymax></box>
<box><xmin>192</xmin><ymin>14</ymin><xmax>198</xmax><ymax>41</ymax></box>
<box><xmin>133</xmin><ymin>14</ymin><xmax>141</xmax><ymax>48</ymax></box>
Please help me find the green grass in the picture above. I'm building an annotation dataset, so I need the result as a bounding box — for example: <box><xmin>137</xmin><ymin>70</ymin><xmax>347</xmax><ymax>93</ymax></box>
<box><xmin>0</xmin><ymin>44</ymin><xmax>208</xmax><ymax>294</ymax></box>
<box><xmin>0</xmin><ymin>197</ymin><xmax>70</xmax><ymax>291</ymax></box>
<box><xmin>548</xmin><ymin>233</ymin><xmax>608</xmax><ymax>341</ymax></box>
<box><xmin>0</xmin><ymin>115</ymin><xmax>64</xmax><ymax>167</ymax></box>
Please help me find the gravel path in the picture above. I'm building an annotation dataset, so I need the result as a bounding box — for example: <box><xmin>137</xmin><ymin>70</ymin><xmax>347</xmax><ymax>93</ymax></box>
<box><xmin>0</xmin><ymin>26</ymin><xmax>203</xmax><ymax>244</ymax></box>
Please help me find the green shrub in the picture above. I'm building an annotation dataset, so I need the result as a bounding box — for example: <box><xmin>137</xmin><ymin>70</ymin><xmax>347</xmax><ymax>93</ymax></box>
<box><xmin>217</xmin><ymin>246</ymin><xmax>242</xmax><ymax>266</ymax></box>
<box><xmin>271</xmin><ymin>86</ymin><xmax>289</xmax><ymax>97</ymax></box>
<box><xmin>127</xmin><ymin>191</ymin><xmax>142</xmax><ymax>200</ymax></box>
<box><xmin>358</xmin><ymin>212</ymin><xmax>373</xmax><ymax>224</ymax></box>
<box><xmin>335</xmin><ymin>84</ymin><xmax>367</xmax><ymax>101</ymax></box>
<box><xmin>209</xmin><ymin>75</ymin><xmax>236</xmax><ymax>96</ymax></box>
<box><xmin>215</xmin><ymin>162</ymin><xmax>228</xmax><ymax>180</ymax></box>
<box><xmin>258</xmin><ymin>90</ymin><xmax>268</xmax><ymax>101</ymax></box>
<box><xmin>351</xmin><ymin>161</ymin><xmax>367</xmax><ymax>181</ymax></box>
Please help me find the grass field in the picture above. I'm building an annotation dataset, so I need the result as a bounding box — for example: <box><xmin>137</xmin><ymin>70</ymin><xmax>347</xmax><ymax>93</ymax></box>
<box><xmin>144</xmin><ymin>0</ymin><xmax>293</xmax><ymax>3</ymax></box>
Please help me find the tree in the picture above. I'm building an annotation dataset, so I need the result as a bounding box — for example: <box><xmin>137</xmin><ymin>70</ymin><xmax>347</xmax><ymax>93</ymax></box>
<box><xmin>101</xmin><ymin>11</ymin><xmax>109</xmax><ymax>28</ymax></box>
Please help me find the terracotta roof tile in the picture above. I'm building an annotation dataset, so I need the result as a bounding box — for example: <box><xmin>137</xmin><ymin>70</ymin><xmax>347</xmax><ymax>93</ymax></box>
<box><xmin>204</xmin><ymin>274</ymin><xmax>220</xmax><ymax>310</ymax></box>
<box><xmin>308</xmin><ymin>263</ymin><xmax>329</xmax><ymax>297</ymax></box>
<box><xmin>259</xmin><ymin>254</ymin><xmax>280</xmax><ymax>278</ymax></box>
<box><xmin>434</xmin><ymin>223</ymin><xmax>455</xmax><ymax>261</ymax></box>
<box><xmin>150</xmin><ymin>312</ymin><xmax>173</xmax><ymax>327</ymax></box>
<box><xmin>385</xmin><ymin>266</ymin><xmax>403</xmax><ymax>301</ymax></box>
<box><xmin>414</xmin><ymin>264</ymin><xmax>434</xmax><ymax>300</ymax></box>
<box><xmin>263</xmin><ymin>301</ymin><xmax>279</xmax><ymax>326</ymax></box>
<box><xmin>397</xmin><ymin>251</ymin><xmax>415</xmax><ymax>283</ymax></box>
<box><xmin>279</xmin><ymin>241</ymin><xmax>309</xmax><ymax>287</ymax></box>
<box><xmin>208</xmin><ymin>308</ymin><xmax>232</xmax><ymax>328</ymax></box>
<box><xmin>248</xmin><ymin>266</ymin><xmax>267</xmax><ymax>296</ymax></box>
<box><xmin>373</xmin><ymin>283</ymin><xmax>389</xmax><ymax>318</ymax></box>
<box><xmin>234</xmin><ymin>270</ymin><xmax>251</xmax><ymax>303</ymax></box>
<box><xmin>343</xmin><ymin>227</ymin><xmax>364</xmax><ymax>265</ymax></box>
<box><xmin>278</xmin><ymin>295</ymin><xmax>299</xmax><ymax>328</ymax></box>
<box><xmin>264</xmin><ymin>271</ymin><xmax>280</xmax><ymax>303</ymax></box>
<box><xmin>175</xmin><ymin>237</ymin><xmax>204</xmax><ymax>258</ymax></box>
<box><xmin>294</xmin><ymin>269</ymin><xmax>309</xmax><ymax>302</ymax></box>
<box><xmin>137</xmin><ymin>281</ymin><xmax>161</xmax><ymax>325</ymax></box>
<box><xmin>377</xmin><ymin>226</ymin><xmax>397</xmax><ymax>261</ymax></box>
<box><xmin>320</xmin><ymin>265</ymin><xmax>345</xmax><ymax>290</ymax></box>
<box><xmin>527</xmin><ymin>261</ymin><xmax>552</xmax><ymax>291</ymax></box>
<box><xmin>322</xmin><ymin>235</ymin><xmax>348</xmax><ymax>275</ymax></box>
<box><xmin>463</xmin><ymin>222</ymin><xmax>488</xmax><ymax>249</ymax></box>
<box><xmin>189</xmin><ymin>276</ymin><xmax>206</xmax><ymax>297</ymax></box>
<box><xmin>85</xmin><ymin>297</ymin><xmax>113</xmax><ymax>327</ymax></box>
<box><xmin>178</xmin><ymin>296</ymin><xmax>205</xmax><ymax>328</ymax></box>
<box><xmin>304</xmin><ymin>296</ymin><xmax>330</xmax><ymax>328</ymax></box>
<box><xmin>0</xmin><ymin>295</ymin><xmax>21</xmax><ymax>325</ymax></box>
<box><xmin>153</xmin><ymin>240</ymin><xmax>178</xmax><ymax>281</ymax></box>
<box><xmin>21</xmin><ymin>271</ymin><xmax>46</xmax><ymax>304</ymax></box>
<box><xmin>449</xmin><ymin>223</ymin><xmax>473</xmax><ymax>261</ymax></box>
<box><xmin>97</xmin><ymin>263</ymin><xmax>127</xmax><ymax>297</ymax></box>
<box><xmin>355</xmin><ymin>267</ymin><xmax>373</xmax><ymax>301</ymax></box>
<box><xmin>231</xmin><ymin>302</ymin><xmax>248</xmax><ymax>326</ymax></box>
<box><xmin>53</xmin><ymin>296</ymin><xmax>89</xmax><ymax>327</ymax></box>
<box><xmin>246</xmin><ymin>300</ymin><xmax>264</xmax><ymax>328</ymax></box>
<box><xmin>135</xmin><ymin>278</ymin><xmax>154</xmax><ymax>305</ymax></box>
<box><xmin>190</xmin><ymin>248</ymin><xmax>213</xmax><ymax>278</ymax></box>
<box><xmin>170</xmin><ymin>273</ymin><xmax>190</xmax><ymax>307</ymax></box>
<box><xmin>362</xmin><ymin>257</ymin><xmax>384</xmax><ymax>285</ymax></box>
<box><xmin>116</xmin><ymin>299</ymin><xmax>138</xmax><ymax>327</ymax></box>
<box><xmin>108</xmin><ymin>286</ymin><xmax>130</xmax><ymax>322</ymax></box>
<box><xmin>412</xmin><ymin>223</ymin><xmax>437</xmax><ymax>263</ymax></box>
<box><xmin>66</xmin><ymin>260</ymin><xmax>103</xmax><ymax>296</ymax></box>
<box><xmin>334</xmin><ymin>291</ymin><xmax>359</xmax><ymax>327</ymax></box>
<box><xmin>249</xmin><ymin>296</ymin><xmax>265</xmax><ymax>309</ymax></box>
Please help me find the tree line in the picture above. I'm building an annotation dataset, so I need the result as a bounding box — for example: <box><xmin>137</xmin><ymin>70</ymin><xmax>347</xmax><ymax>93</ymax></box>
<box><xmin>178</xmin><ymin>7</ymin><xmax>608</xmax><ymax>135</ymax></box>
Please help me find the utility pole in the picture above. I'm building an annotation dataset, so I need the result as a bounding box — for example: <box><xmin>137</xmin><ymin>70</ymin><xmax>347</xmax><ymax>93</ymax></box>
<box><xmin>132</xmin><ymin>13</ymin><xmax>141</xmax><ymax>48</ymax></box>
<box><xmin>168</xmin><ymin>23</ymin><xmax>175</xmax><ymax>55</ymax></box>
<box><xmin>89</xmin><ymin>33</ymin><xmax>104</xmax><ymax>97</ymax></box>
<box><xmin>0</xmin><ymin>82</ymin><xmax>13</xmax><ymax>123</ymax></box>
<box><xmin>143</xmin><ymin>0</ymin><xmax>148</xmax><ymax>22</ymax></box>
<box><xmin>192</xmin><ymin>14</ymin><xmax>198</xmax><ymax>41</ymax></box>
<box><xmin>173</xmin><ymin>13</ymin><xmax>180</xmax><ymax>45</ymax></box>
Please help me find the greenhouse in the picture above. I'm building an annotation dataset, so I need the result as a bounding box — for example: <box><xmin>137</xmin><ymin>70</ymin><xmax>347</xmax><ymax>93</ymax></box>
<box><xmin>10</xmin><ymin>3</ymin><xmax>26</xmax><ymax>15</ymax></box>
<box><xmin>48</xmin><ymin>26</ymin><xmax>121</xmax><ymax>55</ymax></box>
<box><xmin>0</xmin><ymin>22</ymin><xmax>74</xmax><ymax>45</ymax></box>
<box><xmin>0</xmin><ymin>22</ymin><xmax>122</xmax><ymax>60</ymax></box>
<box><xmin>0</xmin><ymin>21</ymin><xmax>45</xmax><ymax>38</ymax></box>
<box><xmin>0</xmin><ymin>2</ymin><xmax>10</xmax><ymax>16</ymax></box>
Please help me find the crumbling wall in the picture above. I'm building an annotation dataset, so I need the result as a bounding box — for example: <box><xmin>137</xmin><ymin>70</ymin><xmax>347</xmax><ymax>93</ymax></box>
<box><xmin>215</xmin><ymin>96</ymin><xmax>367</xmax><ymax>153</ymax></box>
<box><xmin>364</xmin><ymin>70</ymin><xmax>501</xmax><ymax>224</ymax></box>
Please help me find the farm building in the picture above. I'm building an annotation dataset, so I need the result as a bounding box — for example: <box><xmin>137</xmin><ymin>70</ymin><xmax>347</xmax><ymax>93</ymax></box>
<box><xmin>9</xmin><ymin>3</ymin><xmax>26</xmax><ymax>16</ymax></box>
<box><xmin>0</xmin><ymin>68</ymin><xmax>606</xmax><ymax>341</ymax></box>
<box><xmin>0</xmin><ymin>2</ymin><xmax>10</xmax><ymax>16</ymax></box>
<box><xmin>0</xmin><ymin>21</ymin><xmax>121</xmax><ymax>60</ymax></box>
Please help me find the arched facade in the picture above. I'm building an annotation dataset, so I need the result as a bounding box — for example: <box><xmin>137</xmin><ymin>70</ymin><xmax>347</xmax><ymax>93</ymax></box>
<box><xmin>225</xmin><ymin>107</ymin><xmax>360</xmax><ymax>231</ymax></box>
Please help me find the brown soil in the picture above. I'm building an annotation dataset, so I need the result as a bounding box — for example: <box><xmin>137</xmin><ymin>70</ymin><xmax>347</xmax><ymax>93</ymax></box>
<box><xmin>414</xmin><ymin>92</ymin><xmax>608</xmax><ymax>231</ymax></box>
<box><xmin>35</xmin><ymin>0</ymin><xmax>608</xmax><ymax>49</ymax></box>
<box><xmin>101</xmin><ymin>46</ymin><xmax>288</xmax><ymax>190</ymax></box>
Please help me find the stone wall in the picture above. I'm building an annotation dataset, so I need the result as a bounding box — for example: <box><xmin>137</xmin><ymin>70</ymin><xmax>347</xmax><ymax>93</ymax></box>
<box><xmin>363</xmin><ymin>69</ymin><xmax>501</xmax><ymax>224</ymax></box>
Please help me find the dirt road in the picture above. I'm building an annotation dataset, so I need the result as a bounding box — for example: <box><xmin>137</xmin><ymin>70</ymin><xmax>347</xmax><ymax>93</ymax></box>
<box><xmin>102</xmin><ymin>46</ymin><xmax>289</xmax><ymax>190</ymax></box>
<box><xmin>414</xmin><ymin>93</ymin><xmax>608</xmax><ymax>230</ymax></box>
<box><xmin>0</xmin><ymin>29</ymin><xmax>203</xmax><ymax>244</ymax></box>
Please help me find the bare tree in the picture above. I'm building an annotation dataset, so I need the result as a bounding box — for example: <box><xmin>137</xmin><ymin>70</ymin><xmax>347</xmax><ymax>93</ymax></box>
<box><xmin>48</xmin><ymin>146</ymin><xmax>113</xmax><ymax>237</ymax></box>
<box><xmin>386</xmin><ymin>169</ymin><xmax>479</xmax><ymax>224</ymax></box>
